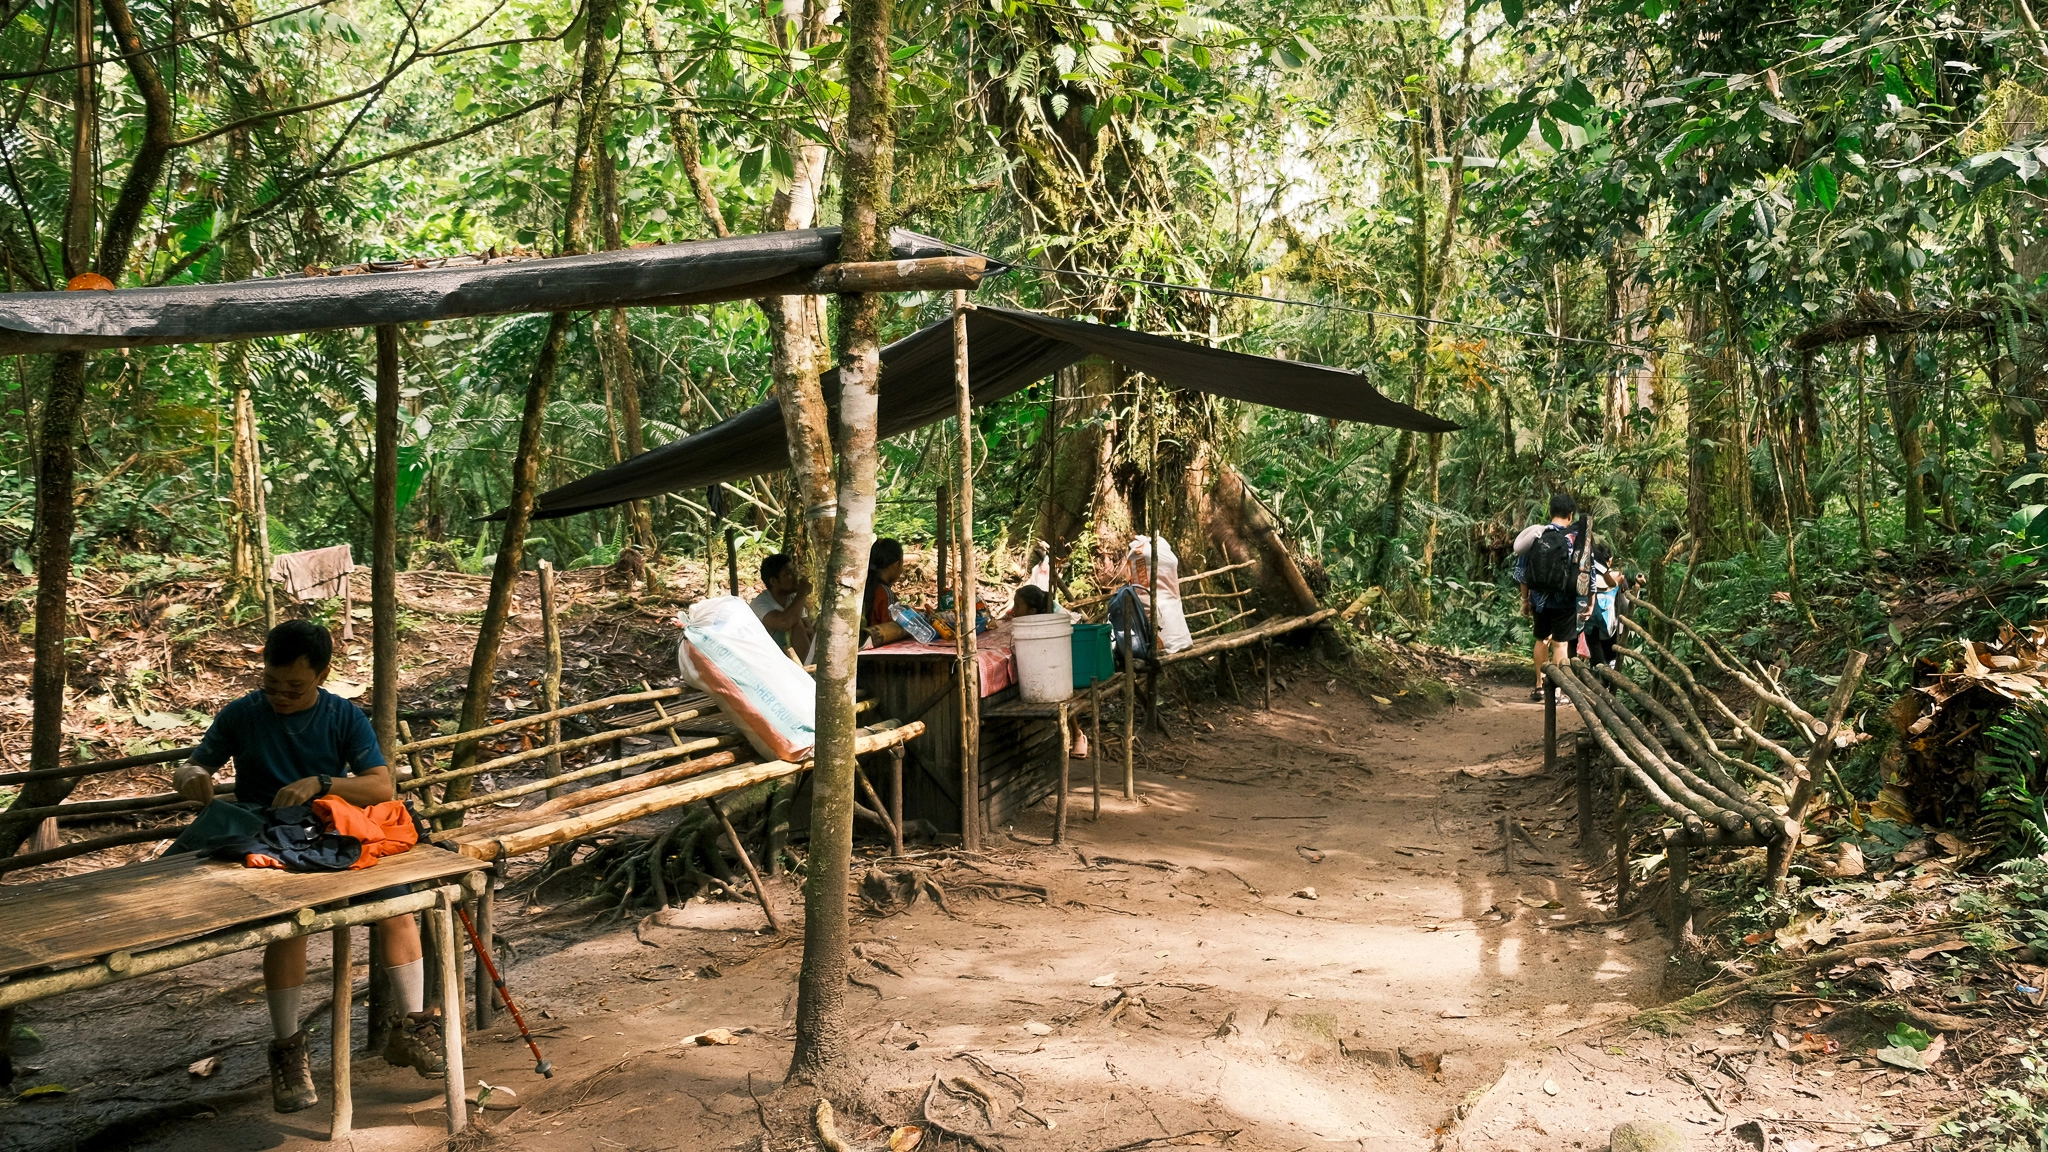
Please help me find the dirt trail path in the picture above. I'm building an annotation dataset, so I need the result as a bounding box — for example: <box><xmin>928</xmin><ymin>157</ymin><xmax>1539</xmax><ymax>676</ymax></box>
<box><xmin>10</xmin><ymin>676</ymin><xmax>1840</xmax><ymax>1151</ymax></box>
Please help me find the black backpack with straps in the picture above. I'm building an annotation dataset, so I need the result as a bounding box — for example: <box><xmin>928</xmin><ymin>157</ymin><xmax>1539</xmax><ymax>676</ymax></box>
<box><xmin>1525</xmin><ymin>524</ymin><xmax>1577</xmax><ymax>596</ymax></box>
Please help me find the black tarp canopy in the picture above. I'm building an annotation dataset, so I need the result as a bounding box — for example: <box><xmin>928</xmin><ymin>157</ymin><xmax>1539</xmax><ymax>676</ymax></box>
<box><xmin>525</xmin><ymin>305</ymin><xmax>1458</xmax><ymax>521</ymax></box>
<box><xmin>0</xmin><ymin>228</ymin><xmax>975</xmax><ymax>354</ymax></box>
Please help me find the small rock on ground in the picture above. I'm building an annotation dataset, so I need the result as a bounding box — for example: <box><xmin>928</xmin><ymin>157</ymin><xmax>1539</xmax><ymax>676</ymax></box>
<box><xmin>1610</xmin><ymin>1119</ymin><xmax>1685</xmax><ymax>1152</ymax></box>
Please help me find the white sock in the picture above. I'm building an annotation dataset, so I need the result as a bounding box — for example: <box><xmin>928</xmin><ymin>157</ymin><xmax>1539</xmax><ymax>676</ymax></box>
<box><xmin>266</xmin><ymin>985</ymin><xmax>303</xmax><ymax>1041</ymax></box>
<box><xmin>390</xmin><ymin>958</ymin><xmax>426</xmax><ymax>1016</ymax></box>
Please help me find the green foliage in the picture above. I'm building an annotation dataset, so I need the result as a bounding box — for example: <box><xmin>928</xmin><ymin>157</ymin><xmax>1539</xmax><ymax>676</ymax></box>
<box><xmin>1983</xmin><ymin>708</ymin><xmax>2048</xmax><ymax>861</ymax></box>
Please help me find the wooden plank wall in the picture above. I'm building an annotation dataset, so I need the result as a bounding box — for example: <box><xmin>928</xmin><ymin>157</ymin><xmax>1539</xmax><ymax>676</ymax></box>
<box><xmin>855</xmin><ymin>655</ymin><xmax>1063</xmax><ymax>835</ymax></box>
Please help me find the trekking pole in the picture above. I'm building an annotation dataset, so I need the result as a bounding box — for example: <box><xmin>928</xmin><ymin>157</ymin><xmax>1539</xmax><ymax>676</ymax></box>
<box><xmin>454</xmin><ymin>904</ymin><xmax>553</xmax><ymax>1078</ymax></box>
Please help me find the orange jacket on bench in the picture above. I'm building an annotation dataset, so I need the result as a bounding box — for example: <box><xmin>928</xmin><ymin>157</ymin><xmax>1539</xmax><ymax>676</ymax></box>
<box><xmin>244</xmin><ymin>796</ymin><xmax>418</xmax><ymax>871</ymax></box>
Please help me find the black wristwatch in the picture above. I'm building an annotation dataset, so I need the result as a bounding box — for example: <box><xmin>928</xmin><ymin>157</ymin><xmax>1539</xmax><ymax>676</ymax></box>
<box><xmin>315</xmin><ymin>774</ymin><xmax>333</xmax><ymax>799</ymax></box>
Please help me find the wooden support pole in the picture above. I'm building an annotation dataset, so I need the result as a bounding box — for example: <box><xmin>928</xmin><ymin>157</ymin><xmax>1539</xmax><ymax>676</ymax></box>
<box><xmin>1054</xmin><ymin>702</ymin><xmax>1070</xmax><ymax>846</ymax></box>
<box><xmin>396</xmin><ymin>688</ymin><xmax>691</xmax><ymax>755</ymax></box>
<box><xmin>472</xmin><ymin>877</ymin><xmax>496</xmax><ymax>1029</ymax></box>
<box><xmin>952</xmin><ymin>288</ymin><xmax>982</xmax><ymax>850</ymax></box>
<box><xmin>1611</xmin><ymin>768</ymin><xmax>1631</xmax><ymax>911</ymax></box>
<box><xmin>1121</xmin><ymin>633</ymin><xmax>1137</xmax><ymax>801</ymax></box>
<box><xmin>328</xmin><ymin>925</ymin><xmax>354</xmax><ymax>1140</ymax></box>
<box><xmin>1576</xmin><ymin>731</ymin><xmax>1595</xmax><ymax>845</ymax></box>
<box><xmin>854</xmin><ymin>765</ymin><xmax>899</xmax><ymax>846</ymax></box>
<box><xmin>1669</xmin><ymin>841</ymin><xmax>1693</xmax><ymax>950</ymax></box>
<box><xmin>402</xmin><ymin>708</ymin><xmax>715</xmax><ymax>794</ymax></box>
<box><xmin>708</xmin><ymin>796</ymin><xmax>784</xmax><ymax>934</ymax></box>
<box><xmin>1090</xmin><ymin>679</ymin><xmax>1103</xmax><ymax>821</ymax></box>
<box><xmin>888</xmin><ymin>744</ymin><xmax>904</xmax><ymax>857</ymax></box>
<box><xmin>1263</xmin><ymin>638</ymin><xmax>1272</xmax><ymax>710</ymax></box>
<box><xmin>725</xmin><ymin>524</ymin><xmax>739</xmax><ymax>598</ymax></box>
<box><xmin>431</xmin><ymin>897</ymin><xmax>468</xmax><ymax>1134</ymax></box>
<box><xmin>936</xmin><ymin>483</ymin><xmax>950</xmax><ymax>598</ymax></box>
<box><xmin>372</xmin><ymin>324</ymin><xmax>401</xmax><ymax>756</ymax></box>
<box><xmin>539</xmin><ymin>560</ymin><xmax>563</xmax><ymax>798</ymax></box>
<box><xmin>1543</xmin><ymin>678</ymin><xmax>1557</xmax><ymax>775</ymax></box>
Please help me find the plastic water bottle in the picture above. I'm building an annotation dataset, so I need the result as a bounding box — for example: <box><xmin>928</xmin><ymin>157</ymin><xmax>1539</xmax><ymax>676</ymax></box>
<box><xmin>890</xmin><ymin>601</ymin><xmax>940</xmax><ymax>644</ymax></box>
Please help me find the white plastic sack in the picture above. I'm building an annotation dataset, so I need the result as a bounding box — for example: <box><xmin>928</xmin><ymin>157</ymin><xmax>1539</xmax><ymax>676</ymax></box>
<box><xmin>676</xmin><ymin>597</ymin><xmax>817</xmax><ymax>762</ymax></box>
<box><xmin>1122</xmin><ymin>535</ymin><xmax>1193</xmax><ymax>655</ymax></box>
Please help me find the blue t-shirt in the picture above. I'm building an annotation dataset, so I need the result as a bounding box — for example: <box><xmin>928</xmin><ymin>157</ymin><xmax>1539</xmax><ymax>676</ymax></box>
<box><xmin>190</xmin><ymin>689</ymin><xmax>386</xmax><ymax>809</ymax></box>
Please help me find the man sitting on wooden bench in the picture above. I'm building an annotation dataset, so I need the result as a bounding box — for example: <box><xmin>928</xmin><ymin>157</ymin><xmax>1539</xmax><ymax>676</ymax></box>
<box><xmin>171</xmin><ymin>621</ymin><xmax>445</xmax><ymax>1113</ymax></box>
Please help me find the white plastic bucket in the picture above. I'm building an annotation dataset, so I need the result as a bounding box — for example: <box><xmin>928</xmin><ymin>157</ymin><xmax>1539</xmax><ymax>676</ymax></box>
<box><xmin>1012</xmin><ymin>613</ymin><xmax>1076</xmax><ymax>703</ymax></box>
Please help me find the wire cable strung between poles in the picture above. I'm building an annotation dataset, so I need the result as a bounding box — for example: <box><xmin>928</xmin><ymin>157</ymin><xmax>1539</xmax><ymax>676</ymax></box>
<box><xmin>1005</xmin><ymin>261</ymin><xmax>1992</xmax><ymax>388</ymax></box>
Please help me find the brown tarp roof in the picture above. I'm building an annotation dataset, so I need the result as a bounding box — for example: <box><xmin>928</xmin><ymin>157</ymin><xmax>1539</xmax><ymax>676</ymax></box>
<box><xmin>0</xmin><ymin>229</ymin><xmax>974</xmax><ymax>353</ymax></box>
<box><xmin>523</xmin><ymin>306</ymin><xmax>1458</xmax><ymax>521</ymax></box>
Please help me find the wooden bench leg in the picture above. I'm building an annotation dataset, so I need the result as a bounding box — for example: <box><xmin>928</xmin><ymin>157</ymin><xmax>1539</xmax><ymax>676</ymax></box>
<box><xmin>472</xmin><ymin>878</ymin><xmax>496</xmax><ymax>1031</ymax></box>
<box><xmin>1090</xmin><ymin>681</ymin><xmax>1102</xmax><ymax>821</ymax></box>
<box><xmin>889</xmin><ymin>745</ymin><xmax>905</xmax><ymax>857</ymax></box>
<box><xmin>328</xmin><ymin>926</ymin><xmax>353</xmax><ymax>1141</ymax></box>
<box><xmin>1262</xmin><ymin>638</ymin><xmax>1272</xmax><ymax>711</ymax></box>
<box><xmin>432</xmin><ymin>898</ymin><xmax>468</xmax><ymax>1134</ymax></box>
<box><xmin>1054</xmin><ymin>704</ymin><xmax>1070</xmax><ymax>846</ymax></box>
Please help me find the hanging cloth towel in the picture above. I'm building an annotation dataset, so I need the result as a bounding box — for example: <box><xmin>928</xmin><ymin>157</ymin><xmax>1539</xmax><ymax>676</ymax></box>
<box><xmin>271</xmin><ymin>544</ymin><xmax>354</xmax><ymax>601</ymax></box>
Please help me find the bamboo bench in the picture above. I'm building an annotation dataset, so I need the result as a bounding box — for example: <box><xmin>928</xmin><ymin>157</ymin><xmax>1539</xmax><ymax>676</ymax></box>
<box><xmin>0</xmin><ymin>845</ymin><xmax>487</xmax><ymax>1139</ymax></box>
<box><xmin>1542</xmin><ymin>599</ymin><xmax>1866</xmax><ymax>949</ymax></box>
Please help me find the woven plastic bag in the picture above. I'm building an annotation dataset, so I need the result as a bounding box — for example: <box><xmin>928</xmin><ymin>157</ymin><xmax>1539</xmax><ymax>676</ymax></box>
<box><xmin>1122</xmin><ymin>535</ymin><xmax>1193</xmax><ymax>655</ymax></box>
<box><xmin>677</xmin><ymin>597</ymin><xmax>817</xmax><ymax>762</ymax></box>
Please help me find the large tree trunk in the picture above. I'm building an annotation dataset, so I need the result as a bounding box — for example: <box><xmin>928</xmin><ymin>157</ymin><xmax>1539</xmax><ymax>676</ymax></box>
<box><xmin>1186</xmin><ymin>443</ymin><xmax>1318</xmax><ymax>613</ymax></box>
<box><xmin>442</xmin><ymin>0</ymin><xmax>615</xmax><ymax>815</ymax></box>
<box><xmin>597</xmin><ymin>144</ymin><xmax>656</xmax><ymax>556</ymax></box>
<box><xmin>371</xmin><ymin>326</ymin><xmax>401</xmax><ymax>754</ymax></box>
<box><xmin>762</xmin><ymin>66</ymin><xmax>836</xmax><ymax>570</ymax></box>
<box><xmin>7</xmin><ymin>0</ymin><xmax>177</xmax><ymax>858</ymax></box>
<box><xmin>790</xmin><ymin>0</ymin><xmax>892</xmax><ymax>1084</ymax></box>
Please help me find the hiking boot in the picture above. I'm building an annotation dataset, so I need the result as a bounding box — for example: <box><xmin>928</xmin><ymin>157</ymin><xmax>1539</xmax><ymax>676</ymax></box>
<box><xmin>268</xmin><ymin>1031</ymin><xmax>318</xmax><ymax>1113</ymax></box>
<box><xmin>383</xmin><ymin>1011</ymin><xmax>446</xmax><ymax>1078</ymax></box>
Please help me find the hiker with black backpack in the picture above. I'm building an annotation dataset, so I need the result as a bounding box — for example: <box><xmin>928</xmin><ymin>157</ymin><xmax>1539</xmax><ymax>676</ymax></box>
<box><xmin>1512</xmin><ymin>493</ymin><xmax>1585</xmax><ymax>702</ymax></box>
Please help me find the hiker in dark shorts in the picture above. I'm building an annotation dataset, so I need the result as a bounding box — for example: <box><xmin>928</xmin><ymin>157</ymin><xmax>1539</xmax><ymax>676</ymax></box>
<box><xmin>1512</xmin><ymin>493</ymin><xmax>1583</xmax><ymax>701</ymax></box>
<box><xmin>171</xmin><ymin>621</ymin><xmax>444</xmax><ymax>1113</ymax></box>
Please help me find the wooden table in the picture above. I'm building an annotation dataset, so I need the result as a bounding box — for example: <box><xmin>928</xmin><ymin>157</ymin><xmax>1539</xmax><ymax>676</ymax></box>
<box><xmin>0</xmin><ymin>846</ymin><xmax>487</xmax><ymax>1139</ymax></box>
<box><xmin>979</xmin><ymin>695</ymin><xmax>1090</xmax><ymax>843</ymax></box>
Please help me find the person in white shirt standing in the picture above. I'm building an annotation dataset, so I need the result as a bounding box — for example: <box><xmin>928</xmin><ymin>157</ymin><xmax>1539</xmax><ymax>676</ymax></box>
<box><xmin>749</xmin><ymin>553</ymin><xmax>815</xmax><ymax>662</ymax></box>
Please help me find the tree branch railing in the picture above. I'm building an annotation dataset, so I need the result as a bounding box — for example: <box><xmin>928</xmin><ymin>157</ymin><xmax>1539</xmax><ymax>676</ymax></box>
<box><xmin>1545</xmin><ymin>610</ymin><xmax>1866</xmax><ymax>951</ymax></box>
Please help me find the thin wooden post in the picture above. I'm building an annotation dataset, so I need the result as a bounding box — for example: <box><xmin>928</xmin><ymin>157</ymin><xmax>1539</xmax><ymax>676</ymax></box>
<box><xmin>365</xmin><ymin>921</ymin><xmax>391</xmax><ymax>1056</ymax></box>
<box><xmin>472</xmin><ymin>876</ymin><xmax>496</xmax><ymax>1030</ymax></box>
<box><xmin>431</xmin><ymin>896</ymin><xmax>468</xmax><ymax>1134</ymax></box>
<box><xmin>936</xmin><ymin>484</ymin><xmax>950</xmax><ymax>598</ymax></box>
<box><xmin>538</xmin><ymin>561</ymin><xmax>563</xmax><ymax>799</ymax></box>
<box><xmin>1054</xmin><ymin>702</ymin><xmax>1070</xmax><ymax>845</ymax></box>
<box><xmin>725</xmin><ymin>524</ymin><xmax>739</xmax><ymax>598</ymax></box>
<box><xmin>709</xmin><ymin>796</ymin><xmax>784</xmax><ymax>934</ymax></box>
<box><xmin>1121</xmin><ymin>635</ymin><xmax>1137</xmax><ymax>801</ymax></box>
<box><xmin>372</xmin><ymin>326</ymin><xmax>401</xmax><ymax>757</ymax></box>
<box><xmin>1611</xmin><ymin>768</ymin><xmax>1631</xmax><ymax>910</ymax></box>
<box><xmin>888</xmin><ymin>744</ymin><xmax>905</xmax><ymax>856</ymax></box>
<box><xmin>1669</xmin><ymin>841</ymin><xmax>1693</xmax><ymax>950</ymax></box>
<box><xmin>1262</xmin><ymin>638</ymin><xmax>1272</xmax><ymax>710</ymax></box>
<box><xmin>1090</xmin><ymin>679</ymin><xmax>1103</xmax><ymax>820</ymax></box>
<box><xmin>952</xmin><ymin>289</ymin><xmax>982</xmax><ymax>850</ymax></box>
<box><xmin>1575</xmin><ymin>733</ymin><xmax>1595</xmax><ymax>845</ymax></box>
<box><xmin>328</xmin><ymin>925</ymin><xmax>353</xmax><ymax>1140</ymax></box>
<box><xmin>1543</xmin><ymin>677</ymin><xmax>1557</xmax><ymax>774</ymax></box>
<box><xmin>1765</xmin><ymin>650</ymin><xmax>1869</xmax><ymax>893</ymax></box>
